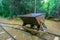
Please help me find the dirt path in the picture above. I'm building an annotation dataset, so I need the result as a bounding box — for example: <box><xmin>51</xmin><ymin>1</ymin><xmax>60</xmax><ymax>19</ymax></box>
<box><xmin>45</xmin><ymin>20</ymin><xmax>60</xmax><ymax>35</ymax></box>
<box><xmin>0</xmin><ymin>18</ymin><xmax>60</xmax><ymax>40</ymax></box>
<box><xmin>0</xmin><ymin>18</ymin><xmax>60</xmax><ymax>34</ymax></box>
<box><xmin>0</xmin><ymin>18</ymin><xmax>60</xmax><ymax>35</ymax></box>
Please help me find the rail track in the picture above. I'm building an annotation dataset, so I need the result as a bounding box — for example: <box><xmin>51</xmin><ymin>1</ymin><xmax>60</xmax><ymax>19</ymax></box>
<box><xmin>0</xmin><ymin>22</ymin><xmax>60</xmax><ymax>40</ymax></box>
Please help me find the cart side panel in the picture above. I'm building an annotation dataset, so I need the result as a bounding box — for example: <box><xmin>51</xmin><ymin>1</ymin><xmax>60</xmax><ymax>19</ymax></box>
<box><xmin>20</xmin><ymin>17</ymin><xmax>39</xmax><ymax>25</ymax></box>
<box><xmin>36</xmin><ymin>14</ymin><xmax>45</xmax><ymax>25</ymax></box>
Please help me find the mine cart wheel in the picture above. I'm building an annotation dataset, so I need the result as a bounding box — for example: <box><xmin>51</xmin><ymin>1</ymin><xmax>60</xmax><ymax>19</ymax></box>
<box><xmin>39</xmin><ymin>22</ymin><xmax>48</xmax><ymax>32</ymax></box>
<box><xmin>22</xmin><ymin>23</ymin><xmax>27</xmax><ymax>26</ymax></box>
<box><xmin>42</xmin><ymin>22</ymin><xmax>47</xmax><ymax>28</ymax></box>
<box><xmin>30</xmin><ymin>24</ymin><xmax>34</xmax><ymax>29</ymax></box>
<box><xmin>37</xmin><ymin>25</ymin><xmax>40</xmax><ymax>31</ymax></box>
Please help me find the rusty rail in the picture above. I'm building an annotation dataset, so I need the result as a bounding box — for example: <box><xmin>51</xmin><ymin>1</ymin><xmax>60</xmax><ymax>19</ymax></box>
<box><xmin>0</xmin><ymin>25</ymin><xmax>16</xmax><ymax>40</ymax></box>
<box><xmin>0</xmin><ymin>22</ymin><xmax>60</xmax><ymax>39</ymax></box>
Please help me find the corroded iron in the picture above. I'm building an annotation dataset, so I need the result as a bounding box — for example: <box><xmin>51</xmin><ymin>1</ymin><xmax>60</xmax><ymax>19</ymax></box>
<box><xmin>19</xmin><ymin>13</ymin><xmax>47</xmax><ymax>31</ymax></box>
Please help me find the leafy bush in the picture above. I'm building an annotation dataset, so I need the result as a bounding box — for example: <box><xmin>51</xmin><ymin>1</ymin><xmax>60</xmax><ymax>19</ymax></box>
<box><xmin>0</xmin><ymin>0</ymin><xmax>60</xmax><ymax>19</ymax></box>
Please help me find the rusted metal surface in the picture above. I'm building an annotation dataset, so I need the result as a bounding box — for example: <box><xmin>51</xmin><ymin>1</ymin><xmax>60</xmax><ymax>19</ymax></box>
<box><xmin>19</xmin><ymin>13</ymin><xmax>45</xmax><ymax>24</ymax></box>
<box><xmin>19</xmin><ymin>13</ymin><xmax>46</xmax><ymax>31</ymax></box>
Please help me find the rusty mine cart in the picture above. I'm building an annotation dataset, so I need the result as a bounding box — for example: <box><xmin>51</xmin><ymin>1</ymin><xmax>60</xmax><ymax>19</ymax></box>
<box><xmin>19</xmin><ymin>13</ymin><xmax>48</xmax><ymax>34</ymax></box>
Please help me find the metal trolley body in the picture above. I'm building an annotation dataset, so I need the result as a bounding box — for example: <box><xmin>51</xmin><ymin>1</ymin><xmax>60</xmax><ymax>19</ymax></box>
<box><xmin>19</xmin><ymin>13</ymin><xmax>47</xmax><ymax>31</ymax></box>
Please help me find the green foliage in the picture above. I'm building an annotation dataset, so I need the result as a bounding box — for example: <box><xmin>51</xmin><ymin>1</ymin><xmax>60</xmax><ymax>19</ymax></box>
<box><xmin>0</xmin><ymin>0</ymin><xmax>10</xmax><ymax>17</ymax></box>
<box><xmin>0</xmin><ymin>5</ymin><xmax>2</xmax><ymax>16</ymax></box>
<box><xmin>0</xmin><ymin>0</ymin><xmax>60</xmax><ymax>18</ymax></box>
<box><xmin>41</xmin><ymin>0</ymin><xmax>56</xmax><ymax>17</ymax></box>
